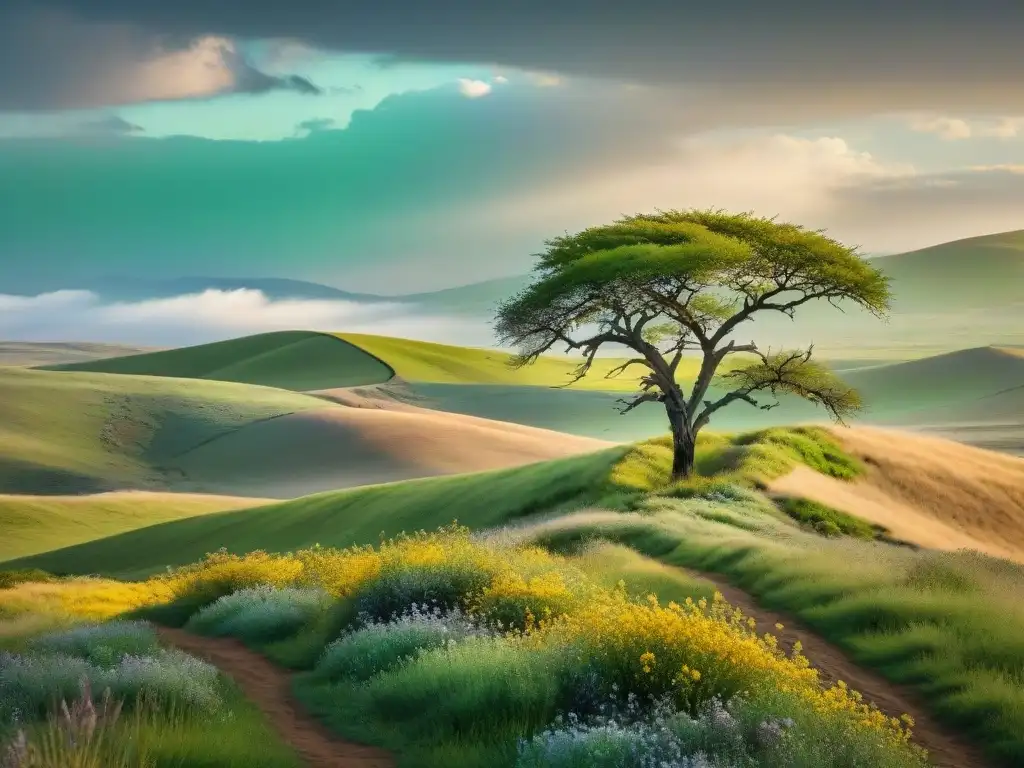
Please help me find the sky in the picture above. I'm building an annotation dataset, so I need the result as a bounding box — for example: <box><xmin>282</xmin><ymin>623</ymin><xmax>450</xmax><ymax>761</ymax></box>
<box><xmin>0</xmin><ymin>0</ymin><xmax>1022</xmax><ymax>344</ymax></box>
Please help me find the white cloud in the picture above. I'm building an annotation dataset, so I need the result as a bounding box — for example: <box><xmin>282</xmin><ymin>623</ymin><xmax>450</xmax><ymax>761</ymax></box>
<box><xmin>0</xmin><ymin>289</ymin><xmax>498</xmax><ymax>348</ymax></box>
<box><xmin>493</xmin><ymin>75</ymin><xmax>509</xmax><ymax>84</ymax></box>
<box><xmin>457</xmin><ymin>78</ymin><xmax>492</xmax><ymax>98</ymax></box>
<box><xmin>908</xmin><ymin>113</ymin><xmax>1024</xmax><ymax>140</ymax></box>
<box><xmin>469</xmin><ymin>133</ymin><xmax>914</xmax><ymax>234</ymax></box>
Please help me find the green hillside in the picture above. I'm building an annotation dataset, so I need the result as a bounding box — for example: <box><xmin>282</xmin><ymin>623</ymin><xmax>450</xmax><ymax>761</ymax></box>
<box><xmin>842</xmin><ymin>346</ymin><xmax>1024</xmax><ymax>420</ymax></box>
<box><xmin>5</xmin><ymin>448</ymin><xmax>631</xmax><ymax>578</ymax></box>
<box><xmin>0</xmin><ymin>366</ymin><xmax>326</xmax><ymax>495</ymax></box>
<box><xmin>0</xmin><ymin>491</ymin><xmax>268</xmax><ymax>561</ymax></box>
<box><xmin>873</xmin><ymin>229</ymin><xmax>1024</xmax><ymax>311</ymax></box>
<box><xmin>336</xmin><ymin>333</ymin><xmax>726</xmax><ymax>389</ymax></box>
<box><xmin>48</xmin><ymin>330</ymin><xmax>394</xmax><ymax>391</ymax></box>
<box><xmin>0</xmin><ymin>427</ymin><xmax>857</xmax><ymax>577</ymax></box>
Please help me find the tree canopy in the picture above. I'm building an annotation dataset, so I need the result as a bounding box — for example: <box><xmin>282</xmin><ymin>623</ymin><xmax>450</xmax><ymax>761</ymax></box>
<box><xmin>495</xmin><ymin>209</ymin><xmax>891</xmax><ymax>476</ymax></box>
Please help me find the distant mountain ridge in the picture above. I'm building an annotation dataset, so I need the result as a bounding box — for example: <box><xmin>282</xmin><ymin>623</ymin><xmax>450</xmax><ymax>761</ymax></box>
<box><xmin>1</xmin><ymin>274</ymin><xmax>532</xmax><ymax>317</ymax></box>
<box><xmin>3</xmin><ymin>229</ymin><xmax>1020</xmax><ymax>320</ymax></box>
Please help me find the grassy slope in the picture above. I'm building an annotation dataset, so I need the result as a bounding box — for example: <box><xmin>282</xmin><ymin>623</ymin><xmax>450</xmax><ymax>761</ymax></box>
<box><xmin>873</xmin><ymin>229</ymin><xmax>1024</xmax><ymax>310</ymax></box>
<box><xmin>0</xmin><ymin>492</ymin><xmax>270</xmax><ymax>562</ymax></box>
<box><xmin>842</xmin><ymin>346</ymin><xmax>1024</xmax><ymax>420</ymax></box>
<box><xmin>5</xmin><ymin>426</ymin><xmax>849</xmax><ymax>578</ymax></box>
<box><xmin>0</xmin><ymin>366</ymin><xmax>325</xmax><ymax>494</ymax></box>
<box><xmin>5</xmin><ymin>448</ymin><xmax>630</xmax><ymax>578</ymax></box>
<box><xmin>48</xmin><ymin>330</ymin><xmax>394</xmax><ymax>391</ymax></box>
<box><xmin>337</xmin><ymin>333</ymin><xmax>656</xmax><ymax>389</ymax></box>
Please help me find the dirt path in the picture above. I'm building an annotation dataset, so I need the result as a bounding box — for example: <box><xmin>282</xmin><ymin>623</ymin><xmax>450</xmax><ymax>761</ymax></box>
<box><xmin>155</xmin><ymin>626</ymin><xmax>393</xmax><ymax>768</ymax></box>
<box><xmin>683</xmin><ymin>568</ymin><xmax>989</xmax><ymax>768</ymax></box>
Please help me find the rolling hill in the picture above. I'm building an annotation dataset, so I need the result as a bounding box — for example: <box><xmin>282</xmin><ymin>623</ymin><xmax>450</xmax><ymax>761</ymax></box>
<box><xmin>0</xmin><ymin>491</ymin><xmax>270</xmax><ymax>562</ymax></box>
<box><xmin>38</xmin><ymin>332</ymin><xmax>1024</xmax><ymax>449</ymax></box>
<box><xmin>9</xmin><ymin>425</ymin><xmax>1024</xmax><ymax>579</ymax></box>
<box><xmin>872</xmin><ymin>229</ymin><xmax>1024</xmax><ymax>311</ymax></box>
<box><xmin>0</xmin><ymin>365</ymin><xmax>609</xmax><ymax>499</ymax></box>
<box><xmin>48</xmin><ymin>331</ymin><xmax>395</xmax><ymax>391</ymax></box>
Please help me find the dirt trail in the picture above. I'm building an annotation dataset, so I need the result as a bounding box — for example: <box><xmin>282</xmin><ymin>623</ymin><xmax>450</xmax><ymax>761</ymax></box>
<box><xmin>682</xmin><ymin>568</ymin><xmax>989</xmax><ymax>768</ymax></box>
<box><xmin>155</xmin><ymin>626</ymin><xmax>393</xmax><ymax>768</ymax></box>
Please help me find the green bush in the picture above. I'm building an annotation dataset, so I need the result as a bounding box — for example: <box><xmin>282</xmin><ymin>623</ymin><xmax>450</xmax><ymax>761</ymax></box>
<box><xmin>186</xmin><ymin>585</ymin><xmax>331</xmax><ymax>645</ymax></box>
<box><xmin>314</xmin><ymin>604</ymin><xmax>490</xmax><ymax>683</ymax></box>
<box><xmin>353</xmin><ymin>561</ymin><xmax>492</xmax><ymax>623</ymax></box>
<box><xmin>31</xmin><ymin>621</ymin><xmax>160</xmax><ymax>667</ymax></box>
<box><xmin>0</xmin><ymin>569</ymin><xmax>55</xmax><ymax>590</ymax></box>
<box><xmin>779</xmin><ymin>497</ymin><xmax>882</xmax><ymax>540</ymax></box>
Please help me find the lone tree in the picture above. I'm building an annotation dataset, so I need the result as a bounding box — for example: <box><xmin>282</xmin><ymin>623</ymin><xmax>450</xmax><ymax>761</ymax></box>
<box><xmin>495</xmin><ymin>210</ymin><xmax>892</xmax><ymax>480</ymax></box>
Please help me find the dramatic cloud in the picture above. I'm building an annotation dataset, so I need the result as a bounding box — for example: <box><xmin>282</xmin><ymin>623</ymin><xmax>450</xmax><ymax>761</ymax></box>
<box><xmin>2</xmin><ymin>0</ymin><xmax>1022</xmax><ymax>112</ymax></box>
<box><xmin>0</xmin><ymin>8</ymin><xmax>320</xmax><ymax>109</ymax></box>
<box><xmin>2</xmin><ymin>81</ymin><xmax>1022</xmax><ymax>293</ymax></box>
<box><xmin>0</xmin><ymin>289</ymin><xmax>498</xmax><ymax>348</ymax></box>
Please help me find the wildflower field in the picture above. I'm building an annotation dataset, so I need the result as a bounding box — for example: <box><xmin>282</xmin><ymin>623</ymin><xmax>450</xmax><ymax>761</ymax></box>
<box><xmin>3</xmin><ymin>524</ymin><xmax>929</xmax><ymax>767</ymax></box>
<box><xmin>0</xmin><ymin>620</ymin><xmax>301</xmax><ymax>767</ymax></box>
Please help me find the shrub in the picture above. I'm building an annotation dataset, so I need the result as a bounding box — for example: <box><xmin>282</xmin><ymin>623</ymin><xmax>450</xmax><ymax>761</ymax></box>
<box><xmin>0</xmin><ymin>649</ymin><xmax>220</xmax><ymax>724</ymax></box>
<box><xmin>163</xmin><ymin>549</ymin><xmax>303</xmax><ymax>604</ymax></box>
<box><xmin>473</xmin><ymin>570</ymin><xmax>582</xmax><ymax>632</ymax></box>
<box><xmin>353</xmin><ymin>636</ymin><xmax>566</xmax><ymax>745</ymax></box>
<box><xmin>31</xmin><ymin>622</ymin><xmax>159</xmax><ymax>667</ymax></box>
<box><xmin>315</xmin><ymin>603</ymin><xmax>490</xmax><ymax>682</ymax></box>
<box><xmin>186</xmin><ymin>586</ymin><xmax>331</xmax><ymax>644</ymax></box>
<box><xmin>0</xmin><ymin>571</ymin><xmax>55</xmax><ymax>591</ymax></box>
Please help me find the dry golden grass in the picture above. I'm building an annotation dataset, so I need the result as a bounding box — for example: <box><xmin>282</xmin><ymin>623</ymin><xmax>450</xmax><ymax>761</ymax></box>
<box><xmin>771</xmin><ymin>425</ymin><xmax>1024</xmax><ymax>561</ymax></box>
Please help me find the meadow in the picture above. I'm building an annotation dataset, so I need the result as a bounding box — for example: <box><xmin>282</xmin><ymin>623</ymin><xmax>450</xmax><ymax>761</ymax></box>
<box><xmin>1</xmin><ymin>527</ymin><xmax>927</xmax><ymax>768</ymax></box>
<box><xmin>5</xmin><ymin>426</ymin><xmax>1023</xmax><ymax>765</ymax></box>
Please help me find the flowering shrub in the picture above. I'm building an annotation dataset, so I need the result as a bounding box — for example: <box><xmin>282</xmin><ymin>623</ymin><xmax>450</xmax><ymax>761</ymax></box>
<box><xmin>31</xmin><ymin>622</ymin><xmax>159</xmax><ymax>668</ymax></box>
<box><xmin>186</xmin><ymin>586</ymin><xmax>330</xmax><ymax>643</ymax></box>
<box><xmin>315</xmin><ymin>602</ymin><xmax>491</xmax><ymax>682</ymax></box>
<box><xmin>164</xmin><ymin>549</ymin><xmax>303</xmax><ymax>603</ymax></box>
<box><xmin>0</xmin><ymin>648</ymin><xmax>220</xmax><ymax>724</ymax></box>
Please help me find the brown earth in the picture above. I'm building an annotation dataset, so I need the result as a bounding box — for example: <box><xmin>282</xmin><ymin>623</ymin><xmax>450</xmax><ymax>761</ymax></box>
<box><xmin>771</xmin><ymin>425</ymin><xmax>1024</xmax><ymax>563</ymax></box>
<box><xmin>156</xmin><ymin>626</ymin><xmax>394</xmax><ymax>768</ymax></box>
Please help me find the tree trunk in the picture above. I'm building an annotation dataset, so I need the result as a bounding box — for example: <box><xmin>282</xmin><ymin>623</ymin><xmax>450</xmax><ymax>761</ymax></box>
<box><xmin>666</xmin><ymin>402</ymin><xmax>696</xmax><ymax>481</ymax></box>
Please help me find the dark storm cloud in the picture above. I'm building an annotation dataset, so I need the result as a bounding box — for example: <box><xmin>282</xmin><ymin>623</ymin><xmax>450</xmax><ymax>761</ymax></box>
<box><xmin>2</xmin><ymin>0</ymin><xmax>1023</xmax><ymax>112</ymax></box>
<box><xmin>0</xmin><ymin>5</ymin><xmax>322</xmax><ymax>109</ymax></box>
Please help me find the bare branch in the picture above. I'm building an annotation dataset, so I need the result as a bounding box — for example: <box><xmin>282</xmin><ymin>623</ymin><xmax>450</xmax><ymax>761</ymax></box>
<box><xmin>616</xmin><ymin>390</ymin><xmax>664</xmax><ymax>414</ymax></box>
<box><xmin>605</xmin><ymin>358</ymin><xmax>652</xmax><ymax>379</ymax></box>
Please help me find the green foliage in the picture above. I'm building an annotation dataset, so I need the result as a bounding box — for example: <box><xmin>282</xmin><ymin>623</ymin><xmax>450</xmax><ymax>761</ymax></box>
<box><xmin>2</xmin><ymin>675</ymin><xmax>301</xmax><ymax>768</ymax></box>
<box><xmin>529</xmin><ymin>508</ymin><xmax>1024</xmax><ymax>766</ymax></box>
<box><xmin>185</xmin><ymin>586</ymin><xmax>332</xmax><ymax>645</ymax></box>
<box><xmin>0</xmin><ymin>570</ymin><xmax>55</xmax><ymax>590</ymax></box>
<box><xmin>779</xmin><ymin>497</ymin><xmax>883</xmax><ymax>540</ymax></box>
<box><xmin>496</xmin><ymin>210</ymin><xmax>891</xmax><ymax>458</ymax></box>
<box><xmin>30</xmin><ymin>621</ymin><xmax>160</xmax><ymax>667</ymax></box>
